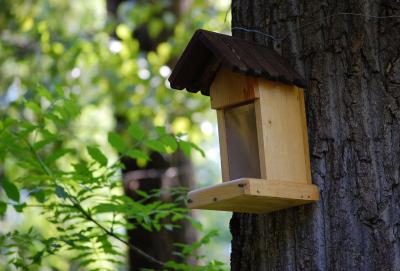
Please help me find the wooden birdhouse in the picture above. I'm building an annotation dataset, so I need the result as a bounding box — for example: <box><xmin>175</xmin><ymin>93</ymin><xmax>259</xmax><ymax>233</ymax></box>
<box><xmin>169</xmin><ymin>30</ymin><xmax>320</xmax><ymax>214</ymax></box>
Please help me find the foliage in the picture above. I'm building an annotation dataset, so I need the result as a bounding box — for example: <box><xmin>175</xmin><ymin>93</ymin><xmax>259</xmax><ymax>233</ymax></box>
<box><xmin>0</xmin><ymin>0</ymin><xmax>231</xmax><ymax>269</ymax></box>
<box><xmin>0</xmin><ymin>88</ymin><xmax>225</xmax><ymax>270</ymax></box>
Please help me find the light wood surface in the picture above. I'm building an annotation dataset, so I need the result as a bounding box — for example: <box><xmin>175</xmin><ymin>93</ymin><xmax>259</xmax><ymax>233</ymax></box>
<box><xmin>210</xmin><ymin>67</ymin><xmax>259</xmax><ymax>109</ymax></box>
<box><xmin>216</xmin><ymin>110</ymin><xmax>230</xmax><ymax>181</ymax></box>
<box><xmin>255</xmin><ymin>98</ymin><xmax>267</xmax><ymax>179</ymax></box>
<box><xmin>298</xmin><ymin>89</ymin><xmax>312</xmax><ymax>184</ymax></box>
<box><xmin>256</xmin><ymin>80</ymin><xmax>311</xmax><ymax>183</ymax></box>
<box><xmin>188</xmin><ymin>178</ymin><xmax>319</xmax><ymax>213</ymax></box>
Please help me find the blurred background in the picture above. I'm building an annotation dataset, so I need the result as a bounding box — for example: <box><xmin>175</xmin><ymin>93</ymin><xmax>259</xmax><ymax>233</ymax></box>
<box><xmin>0</xmin><ymin>0</ymin><xmax>233</xmax><ymax>270</ymax></box>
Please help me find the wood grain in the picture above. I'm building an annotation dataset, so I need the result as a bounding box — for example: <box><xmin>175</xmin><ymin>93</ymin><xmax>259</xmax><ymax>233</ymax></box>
<box><xmin>210</xmin><ymin>67</ymin><xmax>259</xmax><ymax>109</ymax></box>
<box><xmin>256</xmin><ymin>79</ymin><xmax>310</xmax><ymax>183</ymax></box>
<box><xmin>230</xmin><ymin>1</ymin><xmax>400</xmax><ymax>270</ymax></box>
<box><xmin>188</xmin><ymin>178</ymin><xmax>319</xmax><ymax>214</ymax></box>
<box><xmin>216</xmin><ymin>110</ymin><xmax>230</xmax><ymax>181</ymax></box>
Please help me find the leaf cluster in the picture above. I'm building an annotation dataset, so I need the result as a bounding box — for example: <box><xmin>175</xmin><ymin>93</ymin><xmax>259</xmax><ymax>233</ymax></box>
<box><xmin>0</xmin><ymin>88</ymin><xmax>224</xmax><ymax>270</ymax></box>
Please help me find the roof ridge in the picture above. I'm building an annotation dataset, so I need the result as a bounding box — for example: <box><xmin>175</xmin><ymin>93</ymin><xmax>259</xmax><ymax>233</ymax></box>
<box><xmin>169</xmin><ymin>29</ymin><xmax>306</xmax><ymax>96</ymax></box>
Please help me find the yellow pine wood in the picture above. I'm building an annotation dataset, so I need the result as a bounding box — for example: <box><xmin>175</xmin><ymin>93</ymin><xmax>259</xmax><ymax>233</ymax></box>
<box><xmin>216</xmin><ymin>110</ymin><xmax>230</xmax><ymax>181</ymax></box>
<box><xmin>188</xmin><ymin>178</ymin><xmax>319</xmax><ymax>214</ymax></box>
<box><xmin>256</xmin><ymin>80</ymin><xmax>311</xmax><ymax>183</ymax></box>
<box><xmin>210</xmin><ymin>67</ymin><xmax>259</xmax><ymax>109</ymax></box>
<box><xmin>202</xmin><ymin>72</ymin><xmax>318</xmax><ymax>213</ymax></box>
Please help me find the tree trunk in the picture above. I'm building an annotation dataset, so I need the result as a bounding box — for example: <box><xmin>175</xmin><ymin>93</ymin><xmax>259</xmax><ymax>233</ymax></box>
<box><xmin>230</xmin><ymin>1</ymin><xmax>400</xmax><ymax>270</ymax></box>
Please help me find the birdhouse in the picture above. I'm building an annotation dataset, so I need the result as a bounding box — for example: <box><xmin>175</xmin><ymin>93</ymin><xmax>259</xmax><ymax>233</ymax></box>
<box><xmin>169</xmin><ymin>30</ymin><xmax>320</xmax><ymax>214</ymax></box>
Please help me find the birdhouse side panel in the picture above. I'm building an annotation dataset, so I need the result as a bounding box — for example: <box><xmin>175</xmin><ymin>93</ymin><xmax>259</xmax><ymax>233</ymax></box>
<box><xmin>216</xmin><ymin>110</ymin><xmax>230</xmax><ymax>181</ymax></box>
<box><xmin>256</xmin><ymin>79</ymin><xmax>311</xmax><ymax>184</ymax></box>
<box><xmin>210</xmin><ymin>67</ymin><xmax>259</xmax><ymax>109</ymax></box>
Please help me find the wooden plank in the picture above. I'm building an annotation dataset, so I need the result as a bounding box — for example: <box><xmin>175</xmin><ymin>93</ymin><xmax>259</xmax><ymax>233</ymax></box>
<box><xmin>254</xmin><ymin>98</ymin><xmax>267</xmax><ymax>179</ymax></box>
<box><xmin>216</xmin><ymin>110</ymin><xmax>230</xmax><ymax>181</ymax></box>
<box><xmin>187</xmin><ymin>178</ymin><xmax>319</xmax><ymax>214</ymax></box>
<box><xmin>210</xmin><ymin>67</ymin><xmax>259</xmax><ymax>109</ymax></box>
<box><xmin>298</xmin><ymin>88</ymin><xmax>312</xmax><ymax>184</ymax></box>
<box><xmin>256</xmin><ymin>79</ymin><xmax>310</xmax><ymax>183</ymax></box>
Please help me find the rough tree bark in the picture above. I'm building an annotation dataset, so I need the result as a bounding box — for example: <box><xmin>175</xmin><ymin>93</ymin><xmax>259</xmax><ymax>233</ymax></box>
<box><xmin>230</xmin><ymin>1</ymin><xmax>400</xmax><ymax>270</ymax></box>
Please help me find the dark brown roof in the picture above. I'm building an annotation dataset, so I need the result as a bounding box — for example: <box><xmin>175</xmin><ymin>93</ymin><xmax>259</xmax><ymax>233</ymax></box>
<box><xmin>168</xmin><ymin>29</ymin><xmax>306</xmax><ymax>96</ymax></box>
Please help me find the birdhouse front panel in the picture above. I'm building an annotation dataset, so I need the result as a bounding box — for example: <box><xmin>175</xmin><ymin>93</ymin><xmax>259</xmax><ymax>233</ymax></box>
<box><xmin>210</xmin><ymin>66</ymin><xmax>311</xmax><ymax>185</ymax></box>
<box><xmin>168</xmin><ymin>29</ymin><xmax>320</xmax><ymax>213</ymax></box>
<box><xmin>210</xmin><ymin>67</ymin><xmax>261</xmax><ymax>182</ymax></box>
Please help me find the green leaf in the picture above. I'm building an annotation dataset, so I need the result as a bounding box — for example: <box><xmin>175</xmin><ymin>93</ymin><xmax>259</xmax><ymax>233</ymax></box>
<box><xmin>155</xmin><ymin>126</ymin><xmax>166</xmax><ymax>136</ymax></box>
<box><xmin>55</xmin><ymin>185</ymin><xmax>68</xmax><ymax>199</ymax></box>
<box><xmin>63</xmin><ymin>98</ymin><xmax>80</xmax><ymax>118</ymax></box>
<box><xmin>108</xmin><ymin>132</ymin><xmax>125</xmax><ymax>152</ymax></box>
<box><xmin>126</xmin><ymin>149</ymin><xmax>150</xmax><ymax>161</ymax></box>
<box><xmin>160</xmin><ymin>135</ymin><xmax>178</xmax><ymax>151</ymax></box>
<box><xmin>33</xmin><ymin>138</ymin><xmax>55</xmax><ymax>151</ymax></box>
<box><xmin>87</xmin><ymin>146</ymin><xmax>108</xmax><ymax>166</ymax></box>
<box><xmin>14</xmin><ymin>203</ymin><xmax>26</xmax><ymax>213</ymax></box>
<box><xmin>144</xmin><ymin>140</ymin><xmax>165</xmax><ymax>153</ymax></box>
<box><xmin>128</xmin><ymin>123</ymin><xmax>145</xmax><ymax>141</ymax></box>
<box><xmin>94</xmin><ymin>203</ymin><xmax>121</xmax><ymax>213</ymax></box>
<box><xmin>135</xmin><ymin>190</ymin><xmax>149</xmax><ymax>198</ymax></box>
<box><xmin>190</xmin><ymin>142</ymin><xmax>205</xmax><ymax>157</ymax></box>
<box><xmin>55</xmin><ymin>84</ymin><xmax>64</xmax><ymax>97</ymax></box>
<box><xmin>0</xmin><ymin>201</ymin><xmax>7</xmax><ymax>216</ymax></box>
<box><xmin>2</xmin><ymin>180</ymin><xmax>20</xmax><ymax>202</ymax></box>
<box><xmin>26</xmin><ymin>101</ymin><xmax>42</xmax><ymax>115</ymax></box>
<box><xmin>178</xmin><ymin>141</ymin><xmax>191</xmax><ymax>157</ymax></box>
<box><xmin>45</xmin><ymin>148</ymin><xmax>73</xmax><ymax>165</ymax></box>
<box><xmin>178</xmin><ymin>141</ymin><xmax>205</xmax><ymax>157</ymax></box>
<box><xmin>37</xmin><ymin>85</ymin><xmax>52</xmax><ymax>101</ymax></box>
<box><xmin>32</xmin><ymin>189</ymin><xmax>46</xmax><ymax>203</ymax></box>
<box><xmin>32</xmin><ymin>250</ymin><xmax>44</xmax><ymax>264</ymax></box>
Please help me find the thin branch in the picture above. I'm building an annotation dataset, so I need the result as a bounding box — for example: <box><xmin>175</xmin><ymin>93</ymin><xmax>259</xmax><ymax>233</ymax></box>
<box><xmin>76</xmin><ymin>204</ymin><xmax>164</xmax><ymax>268</ymax></box>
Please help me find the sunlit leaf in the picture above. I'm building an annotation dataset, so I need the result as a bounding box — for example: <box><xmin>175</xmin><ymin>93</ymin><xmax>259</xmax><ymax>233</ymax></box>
<box><xmin>45</xmin><ymin>148</ymin><xmax>74</xmax><ymax>165</ymax></box>
<box><xmin>144</xmin><ymin>140</ymin><xmax>165</xmax><ymax>153</ymax></box>
<box><xmin>108</xmin><ymin>132</ymin><xmax>125</xmax><ymax>152</ymax></box>
<box><xmin>26</xmin><ymin>101</ymin><xmax>42</xmax><ymax>115</ymax></box>
<box><xmin>116</xmin><ymin>24</ymin><xmax>131</xmax><ymax>40</ymax></box>
<box><xmin>178</xmin><ymin>141</ymin><xmax>191</xmax><ymax>157</ymax></box>
<box><xmin>128</xmin><ymin>123</ymin><xmax>145</xmax><ymax>140</ymax></box>
<box><xmin>155</xmin><ymin>126</ymin><xmax>166</xmax><ymax>136</ymax></box>
<box><xmin>190</xmin><ymin>142</ymin><xmax>205</xmax><ymax>157</ymax></box>
<box><xmin>37</xmin><ymin>85</ymin><xmax>52</xmax><ymax>101</ymax></box>
<box><xmin>94</xmin><ymin>203</ymin><xmax>121</xmax><ymax>213</ymax></box>
<box><xmin>127</xmin><ymin>149</ymin><xmax>150</xmax><ymax>161</ymax></box>
<box><xmin>160</xmin><ymin>135</ymin><xmax>178</xmax><ymax>151</ymax></box>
